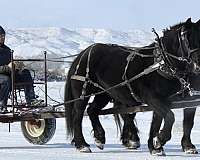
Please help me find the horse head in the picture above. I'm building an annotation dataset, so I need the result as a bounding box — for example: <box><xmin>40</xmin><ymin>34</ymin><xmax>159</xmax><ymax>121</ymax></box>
<box><xmin>187</xmin><ymin>19</ymin><xmax>200</xmax><ymax>74</ymax></box>
<box><xmin>161</xmin><ymin>18</ymin><xmax>200</xmax><ymax>75</ymax></box>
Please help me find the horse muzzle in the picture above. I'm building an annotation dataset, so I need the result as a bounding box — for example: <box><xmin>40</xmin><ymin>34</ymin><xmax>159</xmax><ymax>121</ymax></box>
<box><xmin>192</xmin><ymin>62</ymin><xmax>200</xmax><ymax>74</ymax></box>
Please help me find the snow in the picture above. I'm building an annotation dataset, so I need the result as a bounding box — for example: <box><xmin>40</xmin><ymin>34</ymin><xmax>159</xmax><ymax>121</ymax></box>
<box><xmin>5</xmin><ymin>27</ymin><xmax>154</xmax><ymax>58</ymax></box>
<box><xmin>1</xmin><ymin>82</ymin><xmax>200</xmax><ymax>160</ymax></box>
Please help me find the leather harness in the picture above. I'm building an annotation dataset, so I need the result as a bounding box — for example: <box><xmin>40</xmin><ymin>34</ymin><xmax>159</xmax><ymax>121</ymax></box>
<box><xmin>71</xmin><ymin>28</ymin><xmax>200</xmax><ymax>101</ymax></box>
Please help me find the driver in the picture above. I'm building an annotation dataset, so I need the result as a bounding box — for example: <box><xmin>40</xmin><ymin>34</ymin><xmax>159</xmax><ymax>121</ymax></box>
<box><xmin>0</xmin><ymin>26</ymin><xmax>43</xmax><ymax>112</ymax></box>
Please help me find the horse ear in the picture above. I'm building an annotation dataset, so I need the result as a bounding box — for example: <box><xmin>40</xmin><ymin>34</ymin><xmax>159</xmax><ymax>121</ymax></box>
<box><xmin>186</xmin><ymin>18</ymin><xmax>192</xmax><ymax>24</ymax></box>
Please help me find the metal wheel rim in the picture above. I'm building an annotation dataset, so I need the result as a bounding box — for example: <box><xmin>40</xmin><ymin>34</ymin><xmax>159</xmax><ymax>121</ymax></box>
<box><xmin>24</xmin><ymin>120</ymin><xmax>45</xmax><ymax>138</ymax></box>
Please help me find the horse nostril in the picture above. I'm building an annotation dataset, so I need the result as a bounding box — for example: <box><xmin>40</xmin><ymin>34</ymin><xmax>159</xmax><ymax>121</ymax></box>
<box><xmin>195</xmin><ymin>65</ymin><xmax>200</xmax><ymax>72</ymax></box>
<box><xmin>192</xmin><ymin>63</ymin><xmax>200</xmax><ymax>73</ymax></box>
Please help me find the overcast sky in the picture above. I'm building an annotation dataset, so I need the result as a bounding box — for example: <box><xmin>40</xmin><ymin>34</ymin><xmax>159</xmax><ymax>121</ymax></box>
<box><xmin>0</xmin><ymin>0</ymin><xmax>199</xmax><ymax>31</ymax></box>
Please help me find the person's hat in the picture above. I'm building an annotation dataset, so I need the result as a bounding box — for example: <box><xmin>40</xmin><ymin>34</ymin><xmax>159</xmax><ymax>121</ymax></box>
<box><xmin>0</xmin><ymin>26</ymin><xmax>5</xmax><ymax>35</ymax></box>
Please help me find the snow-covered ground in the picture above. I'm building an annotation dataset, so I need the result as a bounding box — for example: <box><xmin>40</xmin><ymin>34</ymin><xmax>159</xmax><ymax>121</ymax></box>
<box><xmin>1</xmin><ymin>82</ymin><xmax>200</xmax><ymax>160</ymax></box>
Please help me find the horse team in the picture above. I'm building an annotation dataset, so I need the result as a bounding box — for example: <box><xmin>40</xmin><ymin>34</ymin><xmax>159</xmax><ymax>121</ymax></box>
<box><xmin>64</xmin><ymin>18</ymin><xmax>200</xmax><ymax>156</ymax></box>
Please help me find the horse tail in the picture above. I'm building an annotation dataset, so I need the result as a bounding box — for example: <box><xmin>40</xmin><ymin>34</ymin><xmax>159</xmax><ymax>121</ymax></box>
<box><xmin>64</xmin><ymin>66</ymin><xmax>74</xmax><ymax>137</ymax></box>
<box><xmin>113</xmin><ymin>101</ymin><xmax>123</xmax><ymax>135</ymax></box>
<box><xmin>113</xmin><ymin>114</ymin><xmax>123</xmax><ymax>135</ymax></box>
<box><xmin>64</xmin><ymin>46</ymin><xmax>92</xmax><ymax>137</ymax></box>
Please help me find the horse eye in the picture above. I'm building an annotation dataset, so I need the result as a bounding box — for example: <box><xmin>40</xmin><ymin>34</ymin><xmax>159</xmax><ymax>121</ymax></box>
<box><xmin>181</xmin><ymin>31</ymin><xmax>187</xmax><ymax>36</ymax></box>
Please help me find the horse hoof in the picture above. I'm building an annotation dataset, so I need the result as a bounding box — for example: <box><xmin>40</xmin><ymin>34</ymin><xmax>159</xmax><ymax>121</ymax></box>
<box><xmin>78</xmin><ymin>146</ymin><xmax>92</xmax><ymax>153</ymax></box>
<box><xmin>151</xmin><ymin>149</ymin><xmax>166</xmax><ymax>156</ymax></box>
<box><xmin>124</xmin><ymin>140</ymin><xmax>140</xmax><ymax>149</ymax></box>
<box><xmin>71</xmin><ymin>139</ymin><xmax>75</xmax><ymax>146</ymax></box>
<box><xmin>95</xmin><ymin>139</ymin><xmax>104</xmax><ymax>150</ymax></box>
<box><xmin>153</xmin><ymin>137</ymin><xmax>161</xmax><ymax>149</ymax></box>
<box><xmin>184</xmin><ymin>148</ymin><xmax>198</xmax><ymax>154</ymax></box>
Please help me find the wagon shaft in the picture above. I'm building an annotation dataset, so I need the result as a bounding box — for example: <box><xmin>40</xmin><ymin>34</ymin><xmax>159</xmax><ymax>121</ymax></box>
<box><xmin>98</xmin><ymin>96</ymin><xmax>200</xmax><ymax>115</ymax></box>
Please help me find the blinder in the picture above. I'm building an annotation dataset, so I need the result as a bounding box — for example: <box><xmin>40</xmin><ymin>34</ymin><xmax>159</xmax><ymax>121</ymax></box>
<box><xmin>180</xmin><ymin>26</ymin><xmax>200</xmax><ymax>73</ymax></box>
<box><xmin>163</xmin><ymin>25</ymin><xmax>200</xmax><ymax>74</ymax></box>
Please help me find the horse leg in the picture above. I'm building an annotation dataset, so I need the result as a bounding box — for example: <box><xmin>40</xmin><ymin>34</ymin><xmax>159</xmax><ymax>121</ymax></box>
<box><xmin>151</xmin><ymin>109</ymin><xmax>175</xmax><ymax>156</ymax></box>
<box><xmin>120</xmin><ymin>113</ymin><xmax>140</xmax><ymax>149</ymax></box>
<box><xmin>73</xmin><ymin>98</ymin><xmax>91</xmax><ymax>152</ymax></box>
<box><xmin>181</xmin><ymin>108</ymin><xmax>198</xmax><ymax>154</ymax></box>
<box><xmin>148</xmin><ymin>111</ymin><xmax>163</xmax><ymax>155</ymax></box>
<box><xmin>87</xmin><ymin>94</ymin><xmax>111</xmax><ymax>150</ymax></box>
<box><xmin>141</xmin><ymin>88</ymin><xmax>175</xmax><ymax>155</ymax></box>
<box><xmin>149</xmin><ymin>108</ymin><xmax>197</xmax><ymax>155</ymax></box>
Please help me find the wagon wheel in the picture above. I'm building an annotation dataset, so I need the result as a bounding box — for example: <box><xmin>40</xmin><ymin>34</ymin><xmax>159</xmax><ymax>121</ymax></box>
<box><xmin>21</xmin><ymin>118</ymin><xmax>56</xmax><ymax>145</ymax></box>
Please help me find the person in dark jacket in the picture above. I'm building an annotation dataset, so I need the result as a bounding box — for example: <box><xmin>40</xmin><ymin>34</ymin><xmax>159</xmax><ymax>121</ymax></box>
<box><xmin>0</xmin><ymin>26</ymin><xmax>42</xmax><ymax>111</ymax></box>
<box><xmin>0</xmin><ymin>27</ymin><xmax>12</xmax><ymax>111</ymax></box>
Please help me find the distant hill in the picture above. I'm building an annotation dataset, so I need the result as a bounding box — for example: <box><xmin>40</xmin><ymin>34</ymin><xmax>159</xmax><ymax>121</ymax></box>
<box><xmin>5</xmin><ymin>27</ymin><xmax>155</xmax><ymax>80</ymax></box>
<box><xmin>6</xmin><ymin>27</ymin><xmax>155</xmax><ymax>58</ymax></box>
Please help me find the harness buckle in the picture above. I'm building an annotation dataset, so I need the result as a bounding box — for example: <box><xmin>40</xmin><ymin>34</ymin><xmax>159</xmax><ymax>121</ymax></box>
<box><xmin>170</xmin><ymin>68</ymin><xmax>176</xmax><ymax>75</ymax></box>
<box><xmin>179</xmin><ymin>78</ymin><xmax>188</xmax><ymax>87</ymax></box>
<box><xmin>179</xmin><ymin>77</ymin><xmax>192</xmax><ymax>94</ymax></box>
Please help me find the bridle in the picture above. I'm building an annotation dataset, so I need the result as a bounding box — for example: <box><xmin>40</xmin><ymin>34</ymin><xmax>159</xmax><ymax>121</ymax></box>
<box><xmin>153</xmin><ymin>26</ymin><xmax>200</xmax><ymax>97</ymax></box>
<box><xmin>154</xmin><ymin>26</ymin><xmax>200</xmax><ymax>74</ymax></box>
<box><xmin>178</xmin><ymin>27</ymin><xmax>200</xmax><ymax>63</ymax></box>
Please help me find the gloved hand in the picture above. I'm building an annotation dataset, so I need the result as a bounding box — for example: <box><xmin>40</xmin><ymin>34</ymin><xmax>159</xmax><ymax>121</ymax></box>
<box><xmin>14</xmin><ymin>61</ymin><xmax>25</xmax><ymax>70</ymax></box>
<box><xmin>8</xmin><ymin>61</ymin><xmax>25</xmax><ymax>70</ymax></box>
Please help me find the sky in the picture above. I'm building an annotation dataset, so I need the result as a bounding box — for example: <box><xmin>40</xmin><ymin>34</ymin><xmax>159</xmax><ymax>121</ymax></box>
<box><xmin>0</xmin><ymin>0</ymin><xmax>199</xmax><ymax>31</ymax></box>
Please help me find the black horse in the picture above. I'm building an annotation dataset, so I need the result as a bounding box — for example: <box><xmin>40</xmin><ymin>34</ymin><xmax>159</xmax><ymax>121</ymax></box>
<box><xmin>65</xmin><ymin>18</ymin><xmax>200</xmax><ymax>155</ymax></box>
<box><xmin>87</xmin><ymin>19</ymin><xmax>200</xmax><ymax>154</ymax></box>
<box><xmin>87</xmin><ymin>19</ymin><xmax>200</xmax><ymax>155</ymax></box>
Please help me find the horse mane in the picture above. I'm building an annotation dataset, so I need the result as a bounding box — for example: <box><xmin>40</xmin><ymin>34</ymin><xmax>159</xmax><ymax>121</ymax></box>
<box><xmin>163</xmin><ymin>21</ymin><xmax>187</xmax><ymax>34</ymax></box>
<box><xmin>170</xmin><ymin>22</ymin><xmax>186</xmax><ymax>30</ymax></box>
